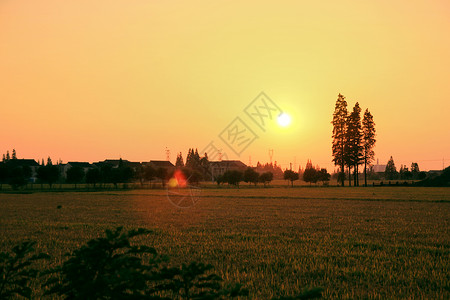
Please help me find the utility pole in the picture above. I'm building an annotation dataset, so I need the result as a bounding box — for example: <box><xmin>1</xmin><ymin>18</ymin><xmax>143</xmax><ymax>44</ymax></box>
<box><xmin>269</xmin><ymin>149</ymin><xmax>274</xmax><ymax>165</ymax></box>
<box><xmin>165</xmin><ymin>147</ymin><xmax>170</xmax><ymax>162</ymax></box>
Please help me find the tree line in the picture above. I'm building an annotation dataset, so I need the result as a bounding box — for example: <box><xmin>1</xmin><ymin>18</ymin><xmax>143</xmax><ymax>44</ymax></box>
<box><xmin>0</xmin><ymin>148</ymin><xmax>334</xmax><ymax>190</ymax></box>
<box><xmin>384</xmin><ymin>156</ymin><xmax>427</xmax><ymax>181</ymax></box>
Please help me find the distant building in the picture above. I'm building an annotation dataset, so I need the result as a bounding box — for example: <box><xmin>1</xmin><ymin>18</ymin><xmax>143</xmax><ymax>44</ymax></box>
<box><xmin>372</xmin><ymin>158</ymin><xmax>386</xmax><ymax>173</ymax></box>
<box><xmin>93</xmin><ymin>159</ymin><xmax>142</xmax><ymax>170</ymax></box>
<box><xmin>209</xmin><ymin>160</ymin><xmax>247</xmax><ymax>181</ymax></box>
<box><xmin>428</xmin><ymin>170</ymin><xmax>443</xmax><ymax>176</ymax></box>
<box><xmin>145</xmin><ymin>160</ymin><xmax>175</xmax><ymax>172</ymax></box>
<box><xmin>5</xmin><ymin>159</ymin><xmax>40</xmax><ymax>183</ymax></box>
<box><xmin>63</xmin><ymin>162</ymin><xmax>94</xmax><ymax>179</ymax></box>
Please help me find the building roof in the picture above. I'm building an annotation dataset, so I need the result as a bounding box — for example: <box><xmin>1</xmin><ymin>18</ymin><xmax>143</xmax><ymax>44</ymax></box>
<box><xmin>148</xmin><ymin>160</ymin><xmax>175</xmax><ymax>168</ymax></box>
<box><xmin>372</xmin><ymin>165</ymin><xmax>386</xmax><ymax>173</ymax></box>
<box><xmin>93</xmin><ymin>159</ymin><xmax>142</xmax><ymax>169</ymax></box>
<box><xmin>210</xmin><ymin>160</ymin><xmax>247</xmax><ymax>169</ymax></box>
<box><xmin>67</xmin><ymin>162</ymin><xmax>92</xmax><ymax>168</ymax></box>
<box><xmin>5</xmin><ymin>159</ymin><xmax>40</xmax><ymax>167</ymax></box>
<box><xmin>127</xmin><ymin>162</ymin><xmax>142</xmax><ymax>168</ymax></box>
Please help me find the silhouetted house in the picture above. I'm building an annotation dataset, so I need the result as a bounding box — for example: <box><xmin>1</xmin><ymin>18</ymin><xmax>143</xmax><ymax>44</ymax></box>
<box><xmin>93</xmin><ymin>159</ymin><xmax>138</xmax><ymax>169</ymax></box>
<box><xmin>5</xmin><ymin>159</ymin><xmax>40</xmax><ymax>182</ymax></box>
<box><xmin>92</xmin><ymin>160</ymin><xmax>143</xmax><ymax>176</ymax></box>
<box><xmin>428</xmin><ymin>170</ymin><xmax>443</xmax><ymax>176</ymax></box>
<box><xmin>102</xmin><ymin>159</ymin><xmax>125</xmax><ymax>168</ymax></box>
<box><xmin>146</xmin><ymin>160</ymin><xmax>175</xmax><ymax>172</ymax></box>
<box><xmin>127</xmin><ymin>162</ymin><xmax>143</xmax><ymax>170</ymax></box>
<box><xmin>63</xmin><ymin>162</ymin><xmax>94</xmax><ymax>178</ymax></box>
<box><xmin>209</xmin><ymin>160</ymin><xmax>247</xmax><ymax>180</ymax></box>
<box><xmin>372</xmin><ymin>159</ymin><xmax>386</xmax><ymax>173</ymax></box>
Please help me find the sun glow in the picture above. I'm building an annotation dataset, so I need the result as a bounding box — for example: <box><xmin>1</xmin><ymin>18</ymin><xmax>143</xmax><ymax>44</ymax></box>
<box><xmin>277</xmin><ymin>112</ymin><xmax>291</xmax><ymax>127</ymax></box>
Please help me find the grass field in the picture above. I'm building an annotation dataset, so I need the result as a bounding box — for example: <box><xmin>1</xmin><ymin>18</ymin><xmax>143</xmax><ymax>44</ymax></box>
<box><xmin>0</xmin><ymin>187</ymin><xmax>449</xmax><ymax>299</ymax></box>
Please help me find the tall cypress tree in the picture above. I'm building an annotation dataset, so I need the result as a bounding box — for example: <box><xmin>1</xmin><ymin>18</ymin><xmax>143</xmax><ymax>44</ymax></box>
<box><xmin>362</xmin><ymin>109</ymin><xmax>376</xmax><ymax>186</ymax></box>
<box><xmin>175</xmin><ymin>152</ymin><xmax>184</xmax><ymax>168</ymax></box>
<box><xmin>345</xmin><ymin>102</ymin><xmax>363</xmax><ymax>186</ymax></box>
<box><xmin>332</xmin><ymin>94</ymin><xmax>348</xmax><ymax>186</ymax></box>
<box><xmin>185</xmin><ymin>148</ymin><xmax>193</xmax><ymax>168</ymax></box>
<box><xmin>385</xmin><ymin>156</ymin><xmax>397</xmax><ymax>180</ymax></box>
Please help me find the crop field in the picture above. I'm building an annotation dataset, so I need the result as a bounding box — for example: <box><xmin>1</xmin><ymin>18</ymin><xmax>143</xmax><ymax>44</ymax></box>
<box><xmin>0</xmin><ymin>187</ymin><xmax>449</xmax><ymax>299</ymax></box>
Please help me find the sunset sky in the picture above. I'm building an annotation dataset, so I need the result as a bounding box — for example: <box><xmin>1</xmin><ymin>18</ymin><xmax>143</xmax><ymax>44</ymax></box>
<box><xmin>1</xmin><ymin>0</ymin><xmax>449</xmax><ymax>171</ymax></box>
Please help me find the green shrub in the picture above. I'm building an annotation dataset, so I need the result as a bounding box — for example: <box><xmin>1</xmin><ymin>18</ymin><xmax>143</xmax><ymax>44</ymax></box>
<box><xmin>0</xmin><ymin>241</ymin><xmax>49</xmax><ymax>299</ymax></box>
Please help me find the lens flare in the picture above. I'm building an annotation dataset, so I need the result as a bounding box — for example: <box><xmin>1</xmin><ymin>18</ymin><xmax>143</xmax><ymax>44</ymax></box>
<box><xmin>169</xmin><ymin>169</ymin><xmax>187</xmax><ymax>188</ymax></box>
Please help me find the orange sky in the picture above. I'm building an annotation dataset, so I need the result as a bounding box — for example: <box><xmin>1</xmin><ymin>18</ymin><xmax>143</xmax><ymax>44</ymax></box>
<box><xmin>1</xmin><ymin>0</ymin><xmax>449</xmax><ymax>171</ymax></box>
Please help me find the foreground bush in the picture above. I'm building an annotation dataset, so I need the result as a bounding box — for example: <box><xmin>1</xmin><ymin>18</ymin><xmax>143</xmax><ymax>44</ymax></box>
<box><xmin>2</xmin><ymin>227</ymin><xmax>322</xmax><ymax>299</ymax></box>
<box><xmin>44</xmin><ymin>227</ymin><xmax>248</xmax><ymax>299</ymax></box>
<box><xmin>0</xmin><ymin>241</ymin><xmax>49</xmax><ymax>299</ymax></box>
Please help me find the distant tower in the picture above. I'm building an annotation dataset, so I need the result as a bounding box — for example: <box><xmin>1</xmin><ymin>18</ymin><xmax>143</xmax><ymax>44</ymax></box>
<box><xmin>165</xmin><ymin>147</ymin><xmax>170</xmax><ymax>162</ymax></box>
<box><xmin>218</xmin><ymin>150</ymin><xmax>223</xmax><ymax>161</ymax></box>
<box><xmin>249</xmin><ymin>155</ymin><xmax>252</xmax><ymax>167</ymax></box>
<box><xmin>269</xmin><ymin>149</ymin><xmax>274</xmax><ymax>165</ymax></box>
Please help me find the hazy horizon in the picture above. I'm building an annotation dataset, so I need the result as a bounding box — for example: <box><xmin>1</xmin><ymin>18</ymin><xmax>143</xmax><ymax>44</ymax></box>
<box><xmin>1</xmin><ymin>0</ymin><xmax>449</xmax><ymax>171</ymax></box>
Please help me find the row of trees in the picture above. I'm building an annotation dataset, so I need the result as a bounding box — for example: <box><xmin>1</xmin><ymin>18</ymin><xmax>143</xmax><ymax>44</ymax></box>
<box><xmin>215</xmin><ymin>169</ymin><xmax>274</xmax><ymax>187</ymax></box>
<box><xmin>384</xmin><ymin>157</ymin><xmax>426</xmax><ymax>180</ymax></box>
<box><xmin>214</xmin><ymin>164</ymin><xmax>331</xmax><ymax>188</ymax></box>
<box><xmin>332</xmin><ymin>94</ymin><xmax>376</xmax><ymax>186</ymax></box>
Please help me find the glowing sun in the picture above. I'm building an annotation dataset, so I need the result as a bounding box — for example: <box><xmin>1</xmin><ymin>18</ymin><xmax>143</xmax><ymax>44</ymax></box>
<box><xmin>277</xmin><ymin>112</ymin><xmax>291</xmax><ymax>127</ymax></box>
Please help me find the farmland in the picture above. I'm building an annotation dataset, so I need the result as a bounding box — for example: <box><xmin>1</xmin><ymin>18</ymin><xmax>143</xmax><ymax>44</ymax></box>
<box><xmin>0</xmin><ymin>187</ymin><xmax>449</xmax><ymax>299</ymax></box>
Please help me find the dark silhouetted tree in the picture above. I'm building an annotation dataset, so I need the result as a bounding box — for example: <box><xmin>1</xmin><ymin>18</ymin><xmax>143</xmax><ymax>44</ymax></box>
<box><xmin>0</xmin><ymin>163</ymin><xmax>9</xmax><ymax>190</ymax></box>
<box><xmin>9</xmin><ymin>167</ymin><xmax>28</xmax><ymax>190</ymax></box>
<box><xmin>175</xmin><ymin>152</ymin><xmax>184</xmax><ymax>168</ymax></box>
<box><xmin>317</xmin><ymin>168</ymin><xmax>331</xmax><ymax>185</ymax></box>
<box><xmin>44</xmin><ymin>227</ymin><xmax>170</xmax><ymax>299</ymax></box>
<box><xmin>6</xmin><ymin>151</ymin><xmax>10</xmax><ymax>161</ymax></box>
<box><xmin>11</xmin><ymin>149</ymin><xmax>17</xmax><ymax>160</ymax></box>
<box><xmin>156</xmin><ymin>167</ymin><xmax>168</xmax><ymax>187</ymax></box>
<box><xmin>37</xmin><ymin>158</ymin><xmax>60</xmax><ymax>189</ymax></box>
<box><xmin>134</xmin><ymin>166</ymin><xmax>146</xmax><ymax>187</ymax></box>
<box><xmin>243</xmin><ymin>167</ymin><xmax>259</xmax><ymax>186</ymax></box>
<box><xmin>44</xmin><ymin>227</ymin><xmax>248</xmax><ymax>299</ymax></box>
<box><xmin>66</xmin><ymin>166</ymin><xmax>85</xmax><ymax>189</ymax></box>
<box><xmin>284</xmin><ymin>170</ymin><xmax>299</xmax><ymax>187</ymax></box>
<box><xmin>362</xmin><ymin>108</ymin><xmax>376</xmax><ymax>186</ymax></box>
<box><xmin>345</xmin><ymin>102</ymin><xmax>363</xmax><ymax>186</ymax></box>
<box><xmin>223</xmin><ymin>170</ymin><xmax>243</xmax><ymax>187</ymax></box>
<box><xmin>86</xmin><ymin>168</ymin><xmax>101</xmax><ymax>188</ymax></box>
<box><xmin>0</xmin><ymin>241</ymin><xmax>49</xmax><ymax>299</ymax></box>
<box><xmin>385</xmin><ymin>156</ymin><xmax>397</xmax><ymax>180</ymax></box>
<box><xmin>332</xmin><ymin>94</ymin><xmax>348</xmax><ymax>186</ymax></box>
<box><xmin>199</xmin><ymin>152</ymin><xmax>210</xmax><ymax>179</ymax></box>
<box><xmin>144</xmin><ymin>165</ymin><xmax>156</xmax><ymax>183</ymax></box>
<box><xmin>411</xmin><ymin>162</ymin><xmax>420</xmax><ymax>179</ymax></box>
<box><xmin>303</xmin><ymin>160</ymin><xmax>318</xmax><ymax>186</ymax></box>
<box><xmin>259</xmin><ymin>172</ymin><xmax>273</xmax><ymax>187</ymax></box>
<box><xmin>180</xmin><ymin>167</ymin><xmax>202</xmax><ymax>185</ymax></box>
<box><xmin>185</xmin><ymin>148</ymin><xmax>201</xmax><ymax>170</ymax></box>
